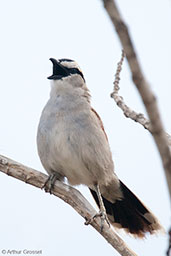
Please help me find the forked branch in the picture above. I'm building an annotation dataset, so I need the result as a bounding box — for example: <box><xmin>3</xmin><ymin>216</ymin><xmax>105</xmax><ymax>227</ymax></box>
<box><xmin>102</xmin><ymin>0</ymin><xmax>171</xmax><ymax>199</ymax></box>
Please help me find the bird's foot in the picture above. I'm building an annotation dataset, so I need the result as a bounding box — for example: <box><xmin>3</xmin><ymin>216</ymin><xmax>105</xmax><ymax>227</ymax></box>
<box><xmin>85</xmin><ymin>210</ymin><xmax>110</xmax><ymax>232</ymax></box>
<box><xmin>42</xmin><ymin>173</ymin><xmax>59</xmax><ymax>194</ymax></box>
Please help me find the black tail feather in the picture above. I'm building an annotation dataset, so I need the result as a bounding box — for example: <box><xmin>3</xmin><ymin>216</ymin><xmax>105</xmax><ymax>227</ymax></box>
<box><xmin>90</xmin><ymin>180</ymin><xmax>162</xmax><ymax>237</ymax></box>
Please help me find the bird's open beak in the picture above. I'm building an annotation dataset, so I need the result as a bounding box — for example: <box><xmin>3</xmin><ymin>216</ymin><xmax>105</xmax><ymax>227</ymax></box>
<box><xmin>47</xmin><ymin>58</ymin><xmax>69</xmax><ymax>80</ymax></box>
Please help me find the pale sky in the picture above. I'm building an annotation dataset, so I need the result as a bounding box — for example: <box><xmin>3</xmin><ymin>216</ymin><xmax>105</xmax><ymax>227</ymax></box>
<box><xmin>0</xmin><ymin>0</ymin><xmax>171</xmax><ymax>255</ymax></box>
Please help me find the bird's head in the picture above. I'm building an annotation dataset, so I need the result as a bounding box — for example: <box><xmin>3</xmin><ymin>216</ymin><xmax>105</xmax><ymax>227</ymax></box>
<box><xmin>48</xmin><ymin>58</ymin><xmax>90</xmax><ymax>102</ymax></box>
<box><xmin>48</xmin><ymin>58</ymin><xmax>85</xmax><ymax>82</ymax></box>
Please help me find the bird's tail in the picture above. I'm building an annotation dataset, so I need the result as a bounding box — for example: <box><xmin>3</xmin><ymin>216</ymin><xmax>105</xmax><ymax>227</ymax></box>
<box><xmin>89</xmin><ymin>180</ymin><xmax>162</xmax><ymax>238</ymax></box>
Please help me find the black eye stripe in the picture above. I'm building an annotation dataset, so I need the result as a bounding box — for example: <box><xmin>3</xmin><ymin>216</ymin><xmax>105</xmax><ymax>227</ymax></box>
<box><xmin>67</xmin><ymin>67</ymin><xmax>85</xmax><ymax>81</ymax></box>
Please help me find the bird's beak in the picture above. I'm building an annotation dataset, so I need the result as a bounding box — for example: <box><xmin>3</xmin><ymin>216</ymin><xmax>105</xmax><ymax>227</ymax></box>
<box><xmin>47</xmin><ymin>58</ymin><xmax>69</xmax><ymax>80</ymax></box>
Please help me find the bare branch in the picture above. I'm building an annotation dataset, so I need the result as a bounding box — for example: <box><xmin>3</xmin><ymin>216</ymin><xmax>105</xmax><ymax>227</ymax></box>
<box><xmin>102</xmin><ymin>0</ymin><xmax>171</xmax><ymax>199</ymax></box>
<box><xmin>0</xmin><ymin>154</ymin><xmax>138</xmax><ymax>256</ymax></box>
<box><xmin>111</xmin><ymin>50</ymin><xmax>151</xmax><ymax>131</ymax></box>
<box><xmin>111</xmin><ymin>51</ymin><xmax>171</xmax><ymax>145</ymax></box>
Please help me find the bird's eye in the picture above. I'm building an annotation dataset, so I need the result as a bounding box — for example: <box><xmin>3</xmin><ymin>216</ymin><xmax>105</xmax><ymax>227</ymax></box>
<box><xmin>68</xmin><ymin>68</ymin><xmax>85</xmax><ymax>81</ymax></box>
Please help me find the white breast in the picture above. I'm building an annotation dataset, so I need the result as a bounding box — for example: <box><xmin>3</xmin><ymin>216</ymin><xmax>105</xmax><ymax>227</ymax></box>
<box><xmin>37</xmin><ymin>81</ymin><xmax>115</xmax><ymax>187</ymax></box>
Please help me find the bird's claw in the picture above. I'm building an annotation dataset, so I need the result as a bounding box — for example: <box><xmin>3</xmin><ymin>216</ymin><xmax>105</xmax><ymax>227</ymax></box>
<box><xmin>41</xmin><ymin>174</ymin><xmax>57</xmax><ymax>194</ymax></box>
<box><xmin>85</xmin><ymin>211</ymin><xmax>110</xmax><ymax>232</ymax></box>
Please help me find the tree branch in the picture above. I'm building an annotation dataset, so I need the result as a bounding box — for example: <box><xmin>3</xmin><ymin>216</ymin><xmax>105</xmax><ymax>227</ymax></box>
<box><xmin>0</xmin><ymin>154</ymin><xmax>138</xmax><ymax>256</ymax></box>
<box><xmin>111</xmin><ymin>50</ymin><xmax>151</xmax><ymax>131</ymax></box>
<box><xmin>111</xmin><ymin>50</ymin><xmax>171</xmax><ymax>146</ymax></box>
<box><xmin>102</xmin><ymin>0</ymin><xmax>171</xmax><ymax>200</ymax></box>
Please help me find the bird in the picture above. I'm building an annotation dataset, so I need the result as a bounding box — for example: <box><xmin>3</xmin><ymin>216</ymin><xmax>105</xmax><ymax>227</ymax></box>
<box><xmin>37</xmin><ymin>57</ymin><xmax>162</xmax><ymax>237</ymax></box>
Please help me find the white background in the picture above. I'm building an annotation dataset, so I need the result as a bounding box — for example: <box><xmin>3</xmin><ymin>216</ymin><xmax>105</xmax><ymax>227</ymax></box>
<box><xmin>0</xmin><ymin>0</ymin><xmax>171</xmax><ymax>255</ymax></box>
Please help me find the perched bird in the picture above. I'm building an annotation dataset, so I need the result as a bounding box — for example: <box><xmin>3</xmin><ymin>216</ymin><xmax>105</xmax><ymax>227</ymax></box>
<box><xmin>37</xmin><ymin>58</ymin><xmax>162</xmax><ymax>237</ymax></box>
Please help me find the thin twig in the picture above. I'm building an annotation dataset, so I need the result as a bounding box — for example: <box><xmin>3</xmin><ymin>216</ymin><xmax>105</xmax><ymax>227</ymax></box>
<box><xmin>111</xmin><ymin>51</ymin><xmax>171</xmax><ymax>145</ymax></box>
<box><xmin>111</xmin><ymin>50</ymin><xmax>151</xmax><ymax>131</ymax></box>
<box><xmin>102</xmin><ymin>0</ymin><xmax>171</xmax><ymax>200</ymax></box>
<box><xmin>0</xmin><ymin>154</ymin><xmax>138</xmax><ymax>256</ymax></box>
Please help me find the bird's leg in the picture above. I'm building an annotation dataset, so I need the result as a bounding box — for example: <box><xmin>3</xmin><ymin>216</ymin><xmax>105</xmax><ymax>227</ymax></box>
<box><xmin>94</xmin><ymin>184</ymin><xmax>110</xmax><ymax>231</ymax></box>
<box><xmin>85</xmin><ymin>184</ymin><xmax>110</xmax><ymax>232</ymax></box>
<box><xmin>42</xmin><ymin>173</ymin><xmax>60</xmax><ymax>194</ymax></box>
